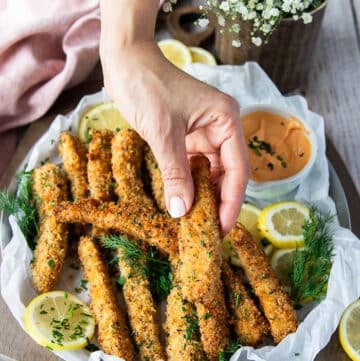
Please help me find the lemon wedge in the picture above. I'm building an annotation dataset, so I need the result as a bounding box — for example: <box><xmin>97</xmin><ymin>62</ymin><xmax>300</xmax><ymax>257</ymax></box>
<box><xmin>258</xmin><ymin>201</ymin><xmax>309</xmax><ymax>249</ymax></box>
<box><xmin>222</xmin><ymin>203</ymin><xmax>273</xmax><ymax>266</ymax></box>
<box><xmin>271</xmin><ymin>248</ymin><xmax>303</xmax><ymax>291</ymax></box>
<box><xmin>339</xmin><ymin>299</ymin><xmax>360</xmax><ymax>361</ymax></box>
<box><xmin>158</xmin><ymin>39</ymin><xmax>192</xmax><ymax>69</ymax></box>
<box><xmin>24</xmin><ymin>291</ymin><xmax>95</xmax><ymax>351</ymax></box>
<box><xmin>78</xmin><ymin>102</ymin><xmax>130</xmax><ymax>143</ymax></box>
<box><xmin>189</xmin><ymin>47</ymin><xmax>217</xmax><ymax>65</ymax></box>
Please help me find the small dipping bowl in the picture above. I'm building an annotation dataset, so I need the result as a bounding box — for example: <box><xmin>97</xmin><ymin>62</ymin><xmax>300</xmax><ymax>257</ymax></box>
<box><xmin>241</xmin><ymin>105</ymin><xmax>318</xmax><ymax>199</ymax></box>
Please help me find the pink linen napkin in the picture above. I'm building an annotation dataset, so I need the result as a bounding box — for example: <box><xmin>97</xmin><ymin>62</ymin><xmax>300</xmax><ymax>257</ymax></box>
<box><xmin>0</xmin><ymin>0</ymin><xmax>101</xmax><ymax>177</ymax></box>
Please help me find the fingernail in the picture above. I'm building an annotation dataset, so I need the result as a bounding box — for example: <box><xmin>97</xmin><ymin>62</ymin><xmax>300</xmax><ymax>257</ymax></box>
<box><xmin>169</xmin><ymin>196</ymin><xmax>186</xmax><ymax>218</ymax></box>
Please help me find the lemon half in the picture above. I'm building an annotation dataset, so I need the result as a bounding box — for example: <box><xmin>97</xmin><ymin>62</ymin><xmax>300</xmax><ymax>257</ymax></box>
<box><xmin>258</xmin><ymin>201</ymin><xmax>309</xmax><ymax>249</ymax></box>
<box><xmin>158</xmin><ymin>39</ymin><xmax>192</xmax><ymax>69</ymax></box>
<box><xmin>189</xmin><ymin>47</ymin><xmax>217</xmax><ymax>65</ymax></box>
<box><xmin>339</xmin><ymin>299</ymin><xmax>360</xmax><ymax>361</ymax></box>
<box><xmin>78</xmin><ymin>102</ymin><xmax>130</xmax><ymax>143</ymax></box>
<box><xmin>24</xmin><ymin>291</ymin><xmax>95</xmax><ymax>351</ymax></box>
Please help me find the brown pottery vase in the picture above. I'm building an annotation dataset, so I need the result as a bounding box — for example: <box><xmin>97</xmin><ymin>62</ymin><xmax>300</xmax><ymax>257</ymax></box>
<box><xmin>214</xmin><ymin>1</ymin><xmax>328</xmax><ymax>93</ymax></box>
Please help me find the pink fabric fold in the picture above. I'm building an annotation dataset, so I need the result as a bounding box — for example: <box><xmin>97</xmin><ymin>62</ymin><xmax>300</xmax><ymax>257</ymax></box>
<box><xmin>0</xmin><ymin>0</ymin><xmax>101</xmax><ymax>176</ymax></box>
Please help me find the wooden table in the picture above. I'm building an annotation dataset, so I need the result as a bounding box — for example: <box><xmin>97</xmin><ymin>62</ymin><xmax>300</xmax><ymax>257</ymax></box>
<box><xmin>0</xmin><ymin>0</ymin><xmax>359</xmax><ymax>360</ymax></box>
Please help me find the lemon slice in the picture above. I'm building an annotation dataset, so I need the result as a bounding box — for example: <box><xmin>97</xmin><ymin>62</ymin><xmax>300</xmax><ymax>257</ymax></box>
<box><xmin>189</xmin><ymin>47</ymin><xmax>217</xmax><ymax>65</ymax></box>
<box><xmin>24</xmin><ymin>291</ymin><xmax>95</xmax><ymax>351</ymax></box>
<box><xmin>258</xmin><ymin>201</ymin><xmax>309</xmax><ymax>249</ymax></box>
<box><xmin>339</xmin><ymin>299</ymin><xmax>360</xmax><ymax>361</ymax></box>
<box><xmin>222</xmin><ymin>203</ymin><xmax>273</xmax><ymax>266</ymax></box>
<box><xmin>78</xmin><ymin>102</ymin><xmax>130</xmax><ymax>143</ymax></box>
<box><xmin>271</xmin><ymin>248</ymin><xmax>303</xmax><ymax>291</ymax></box>
<box><xmin>158</xmin><ymin>39</ymin><xmax>192</xmax><ymax>69</ymax></box>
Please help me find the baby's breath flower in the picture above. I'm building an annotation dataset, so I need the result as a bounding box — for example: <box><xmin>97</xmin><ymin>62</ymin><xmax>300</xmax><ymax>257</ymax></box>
<box><xmin>198</xmin><ymin>18</ymin><xmax>210</xmax><ymax>27</ymax></box>
<box><xmin>232</xmin><ymin>39</ymin><xmax>242</xmax><ymax>47</ymax></box>
<box><xmin>162</xmin><ymin>2</ymin><xmax>172</xmax><ymax>12</ymax></box>
<box><xmin>218</xmin><ymin>14</ymin><xmax>226</xmax><ymax>26</ymax></box>
<box><xmin>302</xmin><ymin>12</ymin><xmax>313</xmax><ymax>24</ymax></box>
<box><xmin>251</xmin><ymin>36</ymin><xmax>263</xmax><ymax>46</ymax></box>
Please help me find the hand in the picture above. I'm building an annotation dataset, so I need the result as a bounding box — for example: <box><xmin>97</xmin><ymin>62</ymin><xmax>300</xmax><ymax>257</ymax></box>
<box><xmin>100</xmin><ymin>41</ymin><xmax>249</xmax><ymax>234</ymax></box>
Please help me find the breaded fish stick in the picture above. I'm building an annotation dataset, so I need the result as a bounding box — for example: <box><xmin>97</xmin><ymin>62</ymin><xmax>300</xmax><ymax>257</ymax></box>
<box><xmin>78</xmin><ymin>236</ymin><xmax>135</xmax><ymax>360</ymax></box>
<box><xmin>87</xmin><ymin>129</ymin><xmax>114</xmax><ymax>202</ymax></box>
<box><xmin>144</xmin><ymin>145</ymin><xmax>166</xmax><ymax>213</ymax></box>
<box><xmin>229</xmin><ymin>222</ymin><xmax>298</xmax><ymax>343</ymax></box>
<box><xmin>221</xmin><ymin>261</ymin><xmax>269</xmax><ymax>346</ymax></box>
<box><xmin>55</xmin><ymin>199</ymin><xmax>178</xmax><ymax>257</ymax></box>
<box><xmin>164</xmin><ymin>262</ymin><xmax>205</xmax><ymax>361</ymax></box>
<box><xmin>112</xmin><ymin>129</ymin><xmax>166</xmax><ymax>361</ymax></box>
<box><xmin>178</xmin><ymin>155</ymin><xmax>230</xmax><ymax>359</ymax></box>
<box><xmin>31</xmin><ymin>163</ymin><xmax>69</xmax><ymax>293</ymax></box>
<box><xmin>112</xmin><ymin>129</ymin><xmax>154</xmax><ymax>208</ymax></box>
<box><xmin>178</xmin><ymin>155</ymin><xmax>223</xmax><ymax>305</ymax></box>
<box><xmin>58</xmin><ymin>132</ymin><xmax>88</xmax><ymax>200</ymax></box>
<box><xmin>118</xmin><ymin>251</ymin><xmax>165</xmax><ymax>361</ymax></box>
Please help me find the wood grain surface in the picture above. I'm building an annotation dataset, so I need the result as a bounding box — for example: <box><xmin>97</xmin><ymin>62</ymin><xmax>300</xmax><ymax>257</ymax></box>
<box><xmin>0</xmin><ymin>0</ymin><xmax>359</xmax><ymax>360</ymax></box>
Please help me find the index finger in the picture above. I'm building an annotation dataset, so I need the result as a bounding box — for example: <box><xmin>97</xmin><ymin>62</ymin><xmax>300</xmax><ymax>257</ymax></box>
<box><xmin>219</xmin><ymin>121</ymin><xmax>250</xmax><ymax>235</ymax></box>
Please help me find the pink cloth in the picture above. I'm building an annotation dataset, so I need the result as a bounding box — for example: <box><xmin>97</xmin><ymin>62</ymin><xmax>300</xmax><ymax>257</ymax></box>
<box><xmin>0</xmin><ymin>0</ymin><xmax>101</xmax><ymax>176</ymax></box>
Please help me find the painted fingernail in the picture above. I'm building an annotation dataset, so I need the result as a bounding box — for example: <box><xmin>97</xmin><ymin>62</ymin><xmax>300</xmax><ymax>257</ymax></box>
<box><xmin>169</xmin><ymin>196</ymin><xmax>186</xmax><ymax>218</ymax></box>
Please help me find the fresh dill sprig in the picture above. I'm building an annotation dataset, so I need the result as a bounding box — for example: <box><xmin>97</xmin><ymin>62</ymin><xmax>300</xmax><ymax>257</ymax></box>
<box><xmin>218</xmin><ymin>339</ymin><xmax>242</xmax><ymax>361</ymax></box>
<box><xmin>182</xmin><ymin>308</ymin><xmax>200</xmax><ymax>342</ymax></box>
<box><xmin>0</xmin><ymin>169</ymin><xmax>38</xmax><ymax>249</ymax></box>
<box><xmin>101</xmin><ymin>234</ymin><xmax>172</xmax><ymax>301</ymax></box>
<box><xmin>291</xmin><ymin>208</ymin><xmax>334</xmax><ymax>304</ymax></box>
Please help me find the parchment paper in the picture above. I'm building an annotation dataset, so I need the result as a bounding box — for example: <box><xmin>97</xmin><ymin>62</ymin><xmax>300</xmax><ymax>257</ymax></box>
<box><xmin>1</xmin><ymin>62</ymin><xmax>360</xmax><ymax>361</ymax></box>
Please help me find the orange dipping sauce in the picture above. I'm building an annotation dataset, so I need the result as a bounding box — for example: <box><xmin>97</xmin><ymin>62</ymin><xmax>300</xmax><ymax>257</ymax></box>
<box><xmin>241</xmin><ymin>111</ymin><xmax>311</xmax><ymax>182</ymax></box>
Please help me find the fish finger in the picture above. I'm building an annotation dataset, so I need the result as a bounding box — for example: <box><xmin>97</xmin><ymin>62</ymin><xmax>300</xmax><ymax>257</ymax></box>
<box><xmin>112</xmin><ymin>129</ymin><xmax>154</xmax><ymax>208</ymax></box>
<box><xmin>164</xmin><ymin>261</ymin><xmax>205</xmax><ymax>361</ymax></box>
<box><xmin>31</xmin><ymin>163</ymin><xmax>69</xmax><ymax>293</ymax></box>
<box><xmin>54</xmin><ymin>199</ymin><xmax>178</xmax><ymax>257</ymax></box>
<box><xmin>229</xmin><ymin>222</ymin><xmax>298</xmax><ymax>343</ymax></box>
<box><xmin>144</xmin><ymin>145</ymin><xmax>166</xmax><ymax>213</ymax></box>
<box><xmin>87</xmin><ymin>129</ymin><xmax>114</xmax><ymax>202</ymax></box>
<box><xmin>58</xmin><ymin>132</ymin><xmax>88</xmax><ymax>200</ymax></box>
<box><xmin>178</xmin><ymin>155</ymin><xmax>230</xmax><ymax>359</ymax></box>
<box><xmin>78</xmin><ymin>236</ymin><xmax>135</xmax><ymax>360</ymax></box>
<box><xmin>222</xmin><ymin>261</ymin><xmax>269</xmax><ymax>346</ymax></box>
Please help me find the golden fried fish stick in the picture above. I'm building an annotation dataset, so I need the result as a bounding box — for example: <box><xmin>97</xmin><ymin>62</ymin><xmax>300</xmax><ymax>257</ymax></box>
<box><xmin>229</xmin><ymin>222</ymin><xmax>298</xmax><ymax>344</ymax></box>
<box><xmin>196</xmin><ymin>295</ymin><xmax>229</xmax><ymax>361</ymax></box>
<box><xmin>118</xmin><ymin>252</ymin><xmax>165</xmax><ymax>361</ymax></box>
<box><xmin>112</xmin><ymin>129</ymin><xmax>154</xmax><ymax>208</ymax></box>
<box><xmin>87</xmin><ymin>129</ymin><xmax>114</xmax><ymax>202</ymax></box>
<box><xmin>164</xmin><ymin>262</ymin><xmax>205</xmax><ymax>361</ymax></box>
<box><xmin>31</xmin><ymin>163</ymin><xmax>69</xmax><ymax>293</ymax></box>
<box><xmin>58</xmin><ymin>132</ymin><xmax>88</xmax><ymax>200</ymax></box>
<box><xmin>144</xmin><ymin>145</ymin><xmax>166</xmax><ymax>213</ymax></box>
<box><xmin>78</xmin><ymin>236</ymin><xmax>134</xmax><ymax>360</ymax></box>
<box><xmin>221</xmin><ymin>261</ymin><xmax>269</xmax><ymax>346</ymax></box>
<box><xmin>178</xmin><ymin>155</ymin><xmax>223</xmax><ymax>304</ymax></box>
<box><xmin>55</xmin><ymin>199</ymin><xmax>178</xmax><ymax>257</ymax></box>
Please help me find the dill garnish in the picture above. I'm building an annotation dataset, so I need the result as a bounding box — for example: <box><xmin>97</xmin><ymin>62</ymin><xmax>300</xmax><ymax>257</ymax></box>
<box><xmin>182</xmin><ymin>308</ymin><xmax>200</xmax><ymax>341</ymax></box>
<box><xmin>101</xmin><ymin>235</ymin><xmax>172</xmax><ymax>301</ymax></box>
<box><xmin>0</xmin><ymin>169</ymin><xmax>38</xmax><ymax>249</ymax></box>
<box><xmin>218</xmin><ymin>339</ymin><xmax>242</xmax><ymax>361</ymax></box>
<box><xmin>291</xmin><ymin>208</ymin><xmax>334</xmax><ymax>304</ymax></box>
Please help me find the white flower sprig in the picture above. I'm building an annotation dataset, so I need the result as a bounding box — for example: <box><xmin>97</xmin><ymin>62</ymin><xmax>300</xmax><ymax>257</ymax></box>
<box><xmin>163</xmin><ymin>0</ymin><xmax>324</xmax><ymax>47</ymax></box>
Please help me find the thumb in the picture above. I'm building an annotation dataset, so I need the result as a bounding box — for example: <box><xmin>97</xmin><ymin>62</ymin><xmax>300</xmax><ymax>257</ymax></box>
<box><xmin>149</xmin><ymin>137</ymin><xmax>194</xmax><ymax>218</ymax></box>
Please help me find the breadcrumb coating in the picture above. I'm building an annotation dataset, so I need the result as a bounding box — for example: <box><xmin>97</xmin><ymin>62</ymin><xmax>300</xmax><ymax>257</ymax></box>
<box><xmin>229</xmin><ymin>222</ymin><xmax>298</xmax><ymax>344</ymax></box>
<box><xmin>31</xmin><ymin>163</ymin><xmax>69</xmax><ymax>293</ymax></box>
<box><xmin>222</xmin><ymin>261</ymin><xmax>269</xmax><ymax>346</ymax></box>
<box><xmin>78</xmin><ymin>236</ymin><xmax>135</xmax><ymax>360</ymax></box>
<box><xmin>58</xmin><ymin>132</ymin><xmax>88</xmax><ymax>200</ymax></box>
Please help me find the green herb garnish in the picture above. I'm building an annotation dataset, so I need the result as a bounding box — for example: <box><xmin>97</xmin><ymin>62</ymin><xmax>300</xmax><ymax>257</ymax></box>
<box><xmin>101</xmin><ymin>235</ymin><xmax>172</xmax><ymax>301</ymax></box>
<box><xmin>291</xmin><ymin>208</ymin><xmax>334</xmax><ymax>304</ymax></box>
<box><xmin>218</xmin><ymin>339</ymin><xmax>242</xmax><ymax>361</ymax></box>
<box><xmin>183</xmin><ymin>309</ymin><xmax>200</xmax><ymax>341</ymax></box>
<box><xmin>0</xmin><ymin>169</ymin><xmax>38</xmax><ymax>249</ymax></box>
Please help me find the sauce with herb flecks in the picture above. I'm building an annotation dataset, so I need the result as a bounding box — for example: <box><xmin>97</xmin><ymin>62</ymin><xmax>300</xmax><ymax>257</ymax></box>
<box><xmin>241</xmin><ymin>111</ymin><xmax>311</xmax><ymax>182</ymax></box>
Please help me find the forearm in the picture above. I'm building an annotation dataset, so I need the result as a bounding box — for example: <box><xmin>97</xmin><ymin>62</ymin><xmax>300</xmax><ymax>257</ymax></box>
<box><xmin>100</xmin><ymin>0</ymin><xmax>159</xmax><ymax>52</ymax></box>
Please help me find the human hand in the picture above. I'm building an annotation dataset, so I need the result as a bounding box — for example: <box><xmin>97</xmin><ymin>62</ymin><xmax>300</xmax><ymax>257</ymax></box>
<box><xmin>100</xmin><ymin>40</ymin><xmax>249</xmax><ymax>234</ymax></box>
